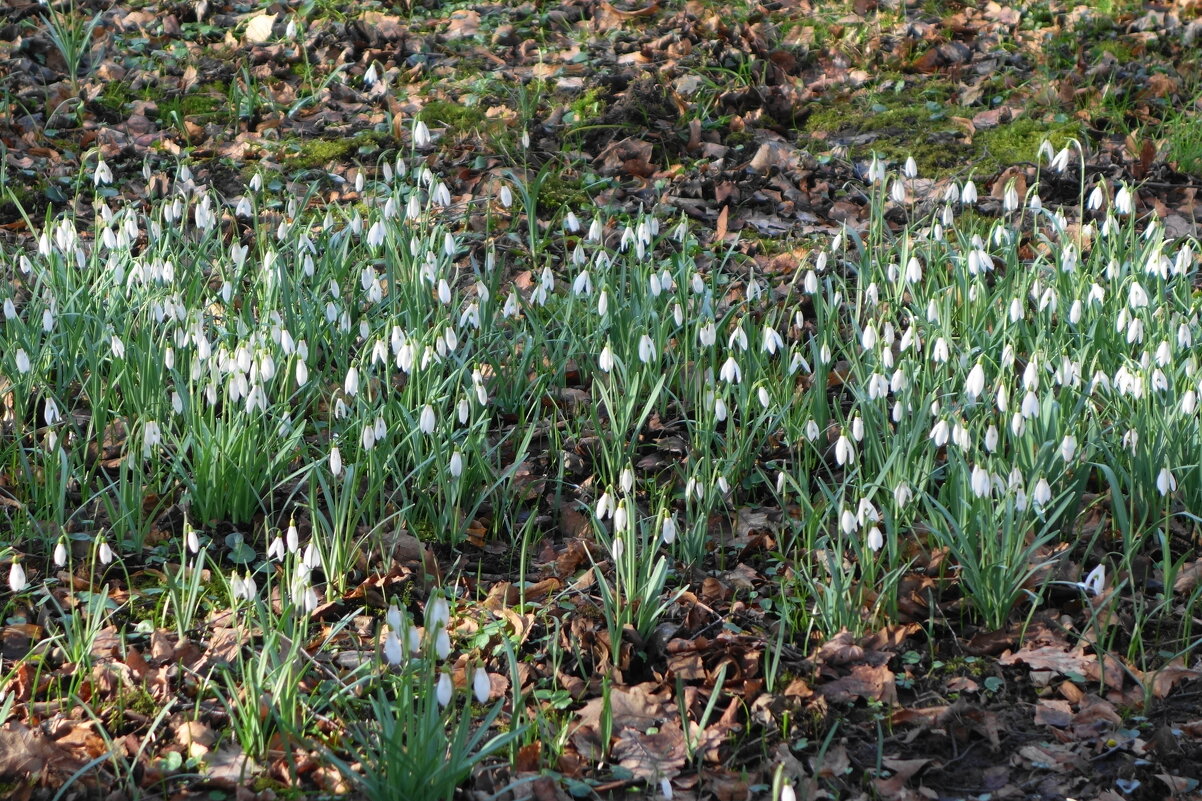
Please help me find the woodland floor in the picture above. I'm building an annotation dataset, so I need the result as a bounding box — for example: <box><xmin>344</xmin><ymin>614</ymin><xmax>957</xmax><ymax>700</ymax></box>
<box><xmin>3</xmin><ymin>0</ymin><xmax>1202</xmax><ymax>800</ymax></box>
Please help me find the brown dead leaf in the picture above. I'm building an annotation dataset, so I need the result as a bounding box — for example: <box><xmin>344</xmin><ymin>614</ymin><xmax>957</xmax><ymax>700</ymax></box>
<box><xmin>612</xmin><ymin>722</ymin><xmax>686</xmax><ymax>782</ymax></box>
<box><xmin>0</xmin><ymin>723</ymin><xmax>82</xmax><ymax>781</ymax></box>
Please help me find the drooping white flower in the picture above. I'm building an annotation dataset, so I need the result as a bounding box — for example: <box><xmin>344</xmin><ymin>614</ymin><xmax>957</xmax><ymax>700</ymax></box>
<box><xmin>834</xmin><ymin>433</ymin><xmax>854</xmax><ymax>466</ymax></box>
<box><xmin>437</xmin><ymin>672</ymin><xmax>453</xmax><ymax>707</ymax></box>
<box><xmin>1059</xmin><ymin>435</ymin><xmax>1077</xmax><ymax>462</ymax></box>
<box><xmin>473</xmin><ymin>667</ymin><xmax>490</xmax><ymax>703</ymax></box>
<box><xmin>384</xmin><ymin>631</ymin><xmax>404</xmax><ymax>665</ymax></box>
<box><xmin>660</xmin><ymin>514</ymin><xmax>677</xmax><ymax>545</ymax></box>
<box><xmin>435</xmin><ymin>627</ymin><xmax>452</xmax><ymax>659</ymax></box>
<box><xmin>1031</xmin><ymin>478</ymin><xmax>1052</xmax><ymax>509</ymax></box>
<box><xmin>1077</xmin><ymin>564</ymin><xmax>1106</xmax><ymax>597</ymax></box>
<box><xmin>8</xmin><ymin>561</ymin><xmax>26</xmax><ymax>593</ymax></box>
<box><xmin>964</xmin><ymin>362</ymin><xmax>985</xmax><ymax>401</ymax></box>
<box><xmin>1115</xmin><ymin>185</ymin><xmax>1133</xmax><ymax>215</ymax></box>
<box><xmin>599</xmin><ymin>342</ymin><xmax>614</xmax><ymax>373</ymax></box>
<box><xmin>93</xmin><ymin>160</ymin><xmax>113</xmax><ymax>186</ymax></box>
<box><xmin>419</xmin><ymin>404</ymin><xmax>436</xmax><ymax>435</ymax></box>
<box><xmin>638</xmin><ymin>335</ymin><xmax>656</xmax><ymax>364</ymax></box>
<box><xmin>413</xmin><ymin>119</ymin><xmax>431</xmax><ymax>149</ymax></box>
<box><xmin>762</xmin><ymin>325</ymin><xmax>784</xmax><ymax>355</ymax></box>
<box><xmin>1157</xmin><ymin>467</ymin><xmax>1177</xmax><ymax>496</ymax></box>
<box><xmin>54</xmin><ymin>540</ymin><xmax>68</xmax><ymax>567</ymax></box>
<box><xmin>719</xmin><ymin>356</ymin><xmax>742</xmax><ymax>384</ymax></box>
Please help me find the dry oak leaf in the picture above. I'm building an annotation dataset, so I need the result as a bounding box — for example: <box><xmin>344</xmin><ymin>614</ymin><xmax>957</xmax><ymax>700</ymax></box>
<box><xmin>0</xmin><ymin>723</ymin><xmax>83</xmax><ymax>781</ymax></box>
<box><xmin>612</xmin><ymin>722</ymin><xmax>687</xmax><ymax>782</ymax></box>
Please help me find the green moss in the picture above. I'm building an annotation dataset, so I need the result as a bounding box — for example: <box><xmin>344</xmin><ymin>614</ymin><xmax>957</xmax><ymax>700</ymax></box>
<box><xmin>96</xmin><ymin>82</ymin><xmax>136</xmax><ymax>115</ymax></box>
<box><xmin>802</xmin><ymin>82</ymin><xmax>1083</xmax><ymax>177</ymax></box>
<box><xmin>566</xmin><ymin>87</ymin><xmax>607</xmax><ymax>127</ymax></box>
<box><xmin>158</xmin><ymin>82</ymin><xmax>230</xmax><ymax>123</ymax></box>
<box><xmin>536</xmin><ymin>172</ymin><xmax>589</xmax><ymax>213</ymax></box>
<box><xmin>1090</xmin><ymin>39</ymin><xmax>1137</xmax><ymax>64</ymax></box>
<box><xmin>975</xmin><ymin>116</ymin><xmax>1083</xmax><ymax>171</ymax></box>
<box><xmin>276</xmin><ymin>130</ymin><xmax>390</xmax><ymax>171</ymax></box>
<box><xmin>418</xmin><ymin>99</ymin><xmax>497</xmax><ymax>137</ymax></box>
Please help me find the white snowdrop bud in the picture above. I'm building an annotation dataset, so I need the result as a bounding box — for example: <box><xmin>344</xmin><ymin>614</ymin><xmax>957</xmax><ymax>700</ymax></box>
<box><xmin>473</xmin><ymin>667</ymin><xmax>490</xmax><ymax>703</ymax></box>
<box><xmin>8</xmin><ymin>561</ymin><xmax>27</xmax><ymax>593</ymax></box>
<box><xmin>437</xmin><ymin>672</ymin><xmax>453</xmax><ymax>707</ymax></box>
<box><xmin>419</xmin><ymin>404</ymin><xmax>436</xmax><ymax>434</ymax></box>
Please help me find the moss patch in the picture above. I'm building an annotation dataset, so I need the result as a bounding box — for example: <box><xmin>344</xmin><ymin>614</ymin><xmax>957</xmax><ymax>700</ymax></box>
<box><xmin>275</xmin><ymin>130</ymin><xmax>391</xmax><ymax>171</ymax></box>
<box><xmin>418</xmin><ymin>99</ymin><xmax>499</xmax><ymax>138</ymax></box>
<box><xmin>802</xmin><ymin>81</ymin><xmax>1083</xmax><ymax>177</ymax></box>
<box><xmin>158</xmin><ymin>82</ymin><xmax>230</xmax><ymax>124</ymax></box>
<box><xmin>975</xmin><ymin>116</ymin><xmax>1083</xmax><ymax>172</ymax></box>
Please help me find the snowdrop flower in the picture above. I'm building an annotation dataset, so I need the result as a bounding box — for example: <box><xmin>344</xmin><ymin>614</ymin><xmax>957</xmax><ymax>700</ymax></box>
<box><xmin>839</xmin><ymin>508</ymin><xmax>857</xmax><ymax>535</ymax></box>
<box><xmin>638</xmin><ymin>334</ymin><xmax>656</xmax><ymax>364</ymax></box>
<box><xmin>1115</xmin><ymin>185</ymin><xmax>1133</xmax><ymax>215</ymax></box>
<box><xmin>834</xmin><ymin>432</ymin><xmax>854</xmax><ymax>466</ymax></box>
<box><xmin>449</xmin><ymin>451</ymin><xmax>463</xmax><ymax>478</ymax></box>
<box><xmin>866</xmin><ymin>526</ymin><xmax>883</xmax><ymax>552</ymax></box>
<box><xmin>1157</xmin><ymin>467</ymin><xmax>1177</xmax><ymax>496</ymax></box>
<box><xmin>1051</xmin><ymin>147</ymin><xmax>1071</xmax><ymax>173</ymax></box>
<box><xmin>1077</xmin><ymin>564</ymin><xmax>1106</xmax><ymax>597</ymax></box>
<box><xmin>426</xmin><ymin>594</ymin><xmax>451</xmax><ymax>632</ymax></box>
<box><xmin>413</xmin><ymin>119</ymin><xmax>431</xmax><ymax>149</ymax></box>
<box><xmin>8</xmin><ymin>560</ymin><xmax>26</xmax><ymax>593</ymax></box>
<box><xmin>984</xmin><ymin>425</ymin><xmax>999</xmax><ymax>452</ymax></box>
<box><xmin>780</xmin><ymin>784</ymin><xmax>797</xmax><ymax>801</ymax></box>
<box><xmin>660</xmin><ymin>513</ymin><xmax>677</xmax><ymax>545</ymax></box>
<box><xmin>434</xmin><ymin>626</ymin><xmax>452</xmax><ymax>659</ymax></box>
<box><xmin>964</xmin><ymin>362</ymin><xmax>985</xmax><ymax>401</ymax></box>
<box><xmin>762</xmin><ymin>325</ymin><xmax>784</xmax><ymax>355</ymax></box>
<box><xmin>330</xmin><ymin>445</ymin><xmax>343</xmax><ymax>476</ymax></box>
<box><xmin>599</xmin><ymin>342</ymin><xmax>615</xmax><ymax>373</ymax></box>
<box><xmin>473</xmin><ymin>667</ymin><xmax>490</xmax><ymax>703</ymax></box>
<box><xmin>851</xmin><ymin>416</ymin><xmax>864</xmax><ymax>441</ymax></box>
<box><xmin>572</xmin><ymin>270</ymin><xmax>593</xmax><ymax>296</ymax></box>
<box><xmin>1031</xmin><ymin>478</ymin><xmax>1052</xmax><ymax>509</ymax></box>
<box><xmin>1059</xmin><ymin>435</ymin><xmax>1077</xmax><ymax>462</ymax></box>
<box><xmin>719</xmin><ymin>356</ymin><xmax>742</xmax><ymax>384</ymax></box>
<box><xmin>890</xmin><ymin>178</ymin><xmax>907</xmax><ymax>204</ymax></box>
<box><xmin>961</xmin><ymin>180</ymin><xmax>977</xmax><ymax>205</ymax></box>
<box><xmin>419</xmin><ymin>404</ymin><xmax>436</xmax><ymax>434</ymax></box>
<box><xmin>903</xmin><ymin>156</ymin><xmax>917</xmax><ymax>179</ymax></box>
<box><xmin>1087</xmin><ymin>183</ymin><xmax>1105</xmax><ymax>210</ymax></box>
<box><xmin>893</xmin><ymin>482</ymin><xmax>913</xmax><ymax>509</ymax></box>
<box><xmin>437</xmin><ymin>672</ymin><xmax>453</xmax><ymax>707</ymax></box>
<box><xmin>929</xmin><ymin>419</ymin><xmax>950</xmax><ymax>447</ymax></box>
<box><xmin>498</xmin><ymin>184</ymin><xmax>512</xmax><ymax>208</ymax></box>
<box><xmin>383</xmin><ymin>631</ymin><xmax>405</xmax><ymax>666</ymax></box>
<box><xmin>970</xmin><ymin>465</ymin><xmax>991</xmax><ymax>498</ymax></box>
<box><xmin>93</xmin><ymin>159</ymin><xmax>113</xmax><ymax>186</ymax></box>
<box><xmin>15</xmin><ymin>348</ymin><xmax>30</xmax><ymax>374</ymax></box>
<box><xmin>1003</xmin><ymin>181</ymin><xmax>1019</xmax><ymax>213</ymax></box>
<box><xmin>363</xmin><ymin>62</ymin><xmax>378</xmax><ymax>87</ymax></box>
<box><xmin>344</xmin><ymin>366</ymin><xmax>360</xmax><ymax>397</ymax></box>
